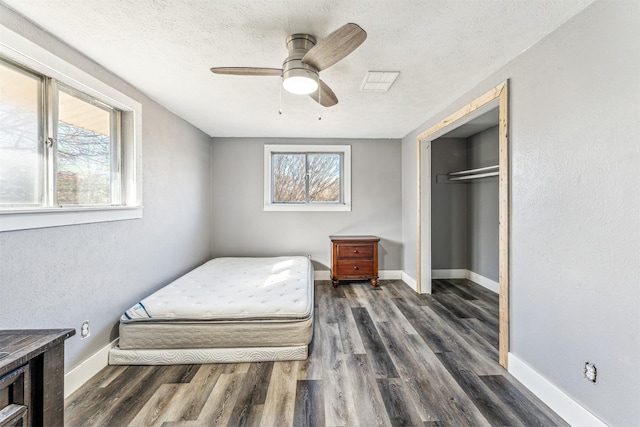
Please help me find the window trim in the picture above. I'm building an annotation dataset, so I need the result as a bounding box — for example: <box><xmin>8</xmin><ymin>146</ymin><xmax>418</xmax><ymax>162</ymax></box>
<box><xmin>264</xmin><ymin>144</ymin><xmax>351</xmax><ymax>212</ymax></box>
<box><xmin>0</xmin><ymin>24</ymin><xmax>142</xmax><ymax>232</ymax></box>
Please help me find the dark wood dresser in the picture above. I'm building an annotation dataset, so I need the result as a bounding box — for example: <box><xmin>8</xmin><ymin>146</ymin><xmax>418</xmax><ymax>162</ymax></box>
<box><xmin>0</xmin><ymin>329</ymin><xmax>75</xmax><ymax>427</ymax></box>
<box><xmin>330</xmin><ymin>235</ymin><xmax>380</xmax><ymax>287</ymax></box>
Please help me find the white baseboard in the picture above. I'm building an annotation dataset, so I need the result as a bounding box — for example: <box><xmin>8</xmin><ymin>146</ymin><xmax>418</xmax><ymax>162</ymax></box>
<box><xmin>314</xmin><ymin>269</ymin><xmax>402</xmax><ymax>281</ymax></box>
<box><xmin>466</xmin><ymin>270</ymin><xmax>500</xmax><ymax>293</ymax></box>
<box><xmin>64</xmin><ymin>339</ymin><xmax>117</xmax><ymax>398</ymax></box>
<box><xmin>401</xmin><ymin>272</ymin><xmax>417</xmax><ymax>291</ymax></box>
<box><xmin>432</xmin><ymin>269</ymin><xmax>467</xmax><ymax>279</ymax></box>
<box><xmin>508</xmin><ymin>353</ymin><xmax>607</xmax><ymax>427</ymax></box>
<box><xmin>314</xmin><ymin>270</ymin><xmax>331</xmax><ymax>280</ymax></box>
<box><xmin>431</xmin><ymin>269</ymin><xmax>499</xmax><ymax>294</ymax></box>
<box><xmin>379</xmin><ymin>270</ymin><xmax>402</xmax><ymax>280</ymax></box>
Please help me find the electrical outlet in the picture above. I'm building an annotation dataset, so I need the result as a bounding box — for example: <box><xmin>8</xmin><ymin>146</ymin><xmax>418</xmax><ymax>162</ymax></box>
<box><xmin>80</xmin><ymin>320</ymin><xmax>90</xmax><ymax>339</ymax></box>
<box><xmin>584</xmin><ymin>361</ymin><xmax>597</xmax><ymax>383</ymax></box>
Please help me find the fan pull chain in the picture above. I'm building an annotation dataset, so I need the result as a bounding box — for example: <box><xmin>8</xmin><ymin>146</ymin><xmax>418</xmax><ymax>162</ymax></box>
<box><xmin>318</xmin><ymin>87</ymin><xmax>322</xmax><ymax>121</ymax></box>
<box><xmin>278</xmin><ymin>76</ymin><xmax>283</xmax><ymax>115</ymax></box>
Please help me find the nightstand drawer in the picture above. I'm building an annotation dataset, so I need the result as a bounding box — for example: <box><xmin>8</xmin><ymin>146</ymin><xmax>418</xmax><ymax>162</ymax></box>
<box><xmin>336</xmin><ymin>260</ymin><xmax>374</xmax><ymax>275</ymax></box>
<box><xmin>336</xmin><ymin>244</ymin><xmax>374</xmax><ymax>259</ymax></box>
<box><xmin>0</xmin><ymin>364</ymin><xmax>28</xmax><ymax>427</ymax></box>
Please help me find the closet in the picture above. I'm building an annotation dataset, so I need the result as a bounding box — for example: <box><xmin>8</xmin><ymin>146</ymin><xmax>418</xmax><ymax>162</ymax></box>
<box><xmin>430</xmin><ymin>108</ymin><xmax>499</xmax><ymax>291</ymax></box>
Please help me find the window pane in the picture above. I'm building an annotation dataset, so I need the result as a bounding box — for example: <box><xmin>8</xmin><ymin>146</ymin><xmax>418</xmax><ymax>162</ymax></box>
<box><xmin>0</xmin><ymin>62</ymin><xmax>42</xmax><ymax>205</ymax></box>
<box><xmin>57</xmin><ymin>88</ymin><xmax>112</xmax><ymax>205</ymax></box>
<box><xmin>272</xmin><ymin>153</ymin><xmax>306</xmax><ymax>203</ymax></box>
<box><xmin>308</xmin><ymin>153</ymin><xmax>340</xmax><ymax>202</ymax></box>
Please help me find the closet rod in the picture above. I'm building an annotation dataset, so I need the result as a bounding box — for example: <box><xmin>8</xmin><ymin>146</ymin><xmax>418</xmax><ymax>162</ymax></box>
<box><xmin>449</xmin><ymin>171</ymin><xmax>499</xmax><ymax>181</ymax></box>
<box><xmin>449</xmin><ymin>164</ymin><xmax>499</xmax><ymax>176</ymax></box>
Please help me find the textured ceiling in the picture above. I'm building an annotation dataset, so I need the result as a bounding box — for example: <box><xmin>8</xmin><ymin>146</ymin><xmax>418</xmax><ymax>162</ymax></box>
<box><xmin>2</xmin><ymin>0</ymin><xmax>594</xmax><ymax>139</ymax></box>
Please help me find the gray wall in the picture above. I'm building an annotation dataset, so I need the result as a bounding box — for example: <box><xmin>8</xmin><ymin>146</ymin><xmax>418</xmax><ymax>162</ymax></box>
<box><xmin>431</xmin><ymin>128</ymin><xmax>499</xmax><ymax>282</ymax></box>
<box><xmin>467</xmin><ymin>126</ymin><xmax>499</xmax><ymax>282</ymax></box>
<box><xmin>0</xmin><ymin>6</ymin><xmax>213</xmax><ymax>371</ymax></box>
<box><xmin>431</xmin><ymin>138</ymin><xmax>468</xmax><ymax>269</ymax></box>
<box><xmin>210</xmin><ymin>137</ymin><xmax>402</xmax><ymax>271</ymax></box>
<box><xmin>401</xmin><ymin>1</ymin><xmax>640</xmax><ymax>425</ymax></box>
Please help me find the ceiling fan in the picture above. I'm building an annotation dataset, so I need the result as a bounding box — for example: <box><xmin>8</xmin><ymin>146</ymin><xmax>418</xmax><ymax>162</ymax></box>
<box><xmin>210</xmin><ymin>23</ymin><xmax>367</xmax><ymax>107</ymax></box>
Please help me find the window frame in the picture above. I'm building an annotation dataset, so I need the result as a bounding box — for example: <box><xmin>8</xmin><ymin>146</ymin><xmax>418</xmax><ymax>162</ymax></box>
<box><xmin>0</xmin><ymin>24</ymin><xmax>142</xmax><ymax>232</ymax></box>
<box><xmin>264</xmin><ymin>144</ymin><xmax>351</xmax><ymax>212</ymax></box>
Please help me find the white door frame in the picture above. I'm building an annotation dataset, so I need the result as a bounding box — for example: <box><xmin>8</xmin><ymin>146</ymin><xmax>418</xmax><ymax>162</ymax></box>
<box><xmin>417</xmin><ymin>81</ymin><xmax>510</xmax><ymax>368</ymax></box>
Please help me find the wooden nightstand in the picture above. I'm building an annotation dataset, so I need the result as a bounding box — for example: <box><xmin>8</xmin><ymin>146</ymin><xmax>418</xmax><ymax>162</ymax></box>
<box><xmin>330</xmin><ymin>235</ymin><xmax>380</xmax><ymax>288</ymax></box>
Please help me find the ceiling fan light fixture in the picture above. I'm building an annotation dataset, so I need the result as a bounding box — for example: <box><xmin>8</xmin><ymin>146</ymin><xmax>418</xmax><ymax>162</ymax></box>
<box><xmin>282</xmin><ymin>69</ymin><xmax>319</xmax><ymax>95</ymax></box>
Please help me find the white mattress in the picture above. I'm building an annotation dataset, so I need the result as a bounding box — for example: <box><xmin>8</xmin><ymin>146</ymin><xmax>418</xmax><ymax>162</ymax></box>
<box><xmin>111</xmin><ymin>256</ymin><xmax>314</xmax><ymax>364</ymax></box>
<box><xmin>121</xmin><ymin>256</ymin><xmax>313</xmax><ymax>323</ymax></box>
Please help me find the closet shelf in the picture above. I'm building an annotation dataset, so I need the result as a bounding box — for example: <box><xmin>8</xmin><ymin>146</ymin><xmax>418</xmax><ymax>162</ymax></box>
<box><xmin>449</xmin><ymin>171</ymin><xmax>499</xmax><ymax>181</ymax></box>
<box><xmin>437</xmin><ymin>164</ymin><xmax>499</xmax><ymax>183</ymax></box>
<box><xmin>449</xmin><ymin>165</ymin><xmax>499</xmax><ymax>176</ymax></box>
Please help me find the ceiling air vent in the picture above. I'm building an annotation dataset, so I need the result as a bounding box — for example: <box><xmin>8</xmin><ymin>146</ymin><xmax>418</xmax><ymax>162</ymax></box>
<box><xmin>360</xmin><ymin>71</ymin><xmax>400</xmax><ymax>92</ymax></box>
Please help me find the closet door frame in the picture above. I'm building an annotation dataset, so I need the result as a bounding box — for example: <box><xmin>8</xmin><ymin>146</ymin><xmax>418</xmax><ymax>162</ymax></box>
<box><xmin>417</xmin><ymin>81</ymin><xmax>509</xmax><ymax>368</ymax></box>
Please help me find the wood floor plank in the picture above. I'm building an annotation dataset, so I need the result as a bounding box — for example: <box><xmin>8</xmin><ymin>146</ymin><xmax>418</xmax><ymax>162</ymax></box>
<box><xmin>227</xmin><ymin>361</ymin><xmax>274</xmax><ymax>426</ymax></box>
<box><xmin>376</xmin><ymin>378</ymin><xmax>424</xmax><ymax>427</ymax></box>
<box><xmin>343</xmin><ymin>354</ymin><xmax>392</xmax><ymax>426</ymax></box>
<box><xmin>378</xmin><ymin>279</ymin><xmax>407</xmax><ymax>299</ymax></box>
<box><xmin>481</xmin><ymin>375</ymin><xmax>569</xmax><ymax>426</ymax></box>
<box><xmin>320</xmin><ymin>322</ymin><xmax>357</xmax><ymax>426</ymax></box>
<box><xmin>432</xmin><ymin>279</ymin><xmax>476</xmax><ymax>300</ymax></box>
<box><xmin>259</xmin><ymin>361</ymin><xmax>298</xmax><ymax>427</ymax></box>
<box><xmin>402</xmin><ymin>298</ymin><xmax>502</xmax><ymax>375</ymax></box>
<box><xmin>293</xmin><ymin>380</ymin><xmax>325</xmax><ymax>427</ymax></box>
<box><xmin>434</xmin><ymin>290</ymin><xmax>498</xmax><ymax>327</ymax></box>
<box><xmin>392</xmin><ymin>297</ymin><xmax>453</xmax><ymax>353</ymax></box>
<box><xmin>334</xmin><ymin>298</ymin><xmax>366</xmax><ymax>355</ymax></box>
<box><xmin>377</xmin><ymin>322</ymin><xmax>491</xmax><ymax>426</ymax></box>
<box><xmin>435</xmin><ymin>351</ymin><xmax>527</xmax><ymax>427</ymax></box>
<box><xmin>128</xmin><ymin>383</ymin><xmax>184</xmax><ymax>427</ymax></box>
<box><xmin>375</xmin><ymin>322</ymin><xmax>444</xmax><ymax>423</ymax></box>
<box><xmin>157</xmin><ymin>364</ymin><xmax>225</xmax><ymax>422</ymax></box>
<box><xmin>350</xmin><ymin>284</ymin><xmax>389</xmax><ymax>322</ymax></box>
<box><xmin>195</xmin><ymin>373</ymin><xmax>244</xmax><ymax>426</ymax></box>
<box><xmin>65</xmin><ymin>365</ymin><xmax>152</xmax><ymax>426</ymax></box>
<box><xmin>78</xmin><ymin>365</ymin><xmax>194</xmax><ymax>427</ymax></box>
<box><xmin>317</xmin><ymin>284</ymin><xmax>340</xmax><ymax>324</ymax></box>
<box><xmin>457</xmin><ymin>279</ymin><xmax>500</xmax><ymax>303</ymax></box>
<box><xmin>339</xmin><ymin>286</ymin><xmax>364</xmax><ymax>308</ymax></box>
<box><xmin>461</xmin><ymin>317</ymin><xmax>499</xmax><ymax>350</ymax></box>
<box><xmin>351</xmin><ymin>307</ymin><xmax>399</xmax><ymax>379</ymax></box>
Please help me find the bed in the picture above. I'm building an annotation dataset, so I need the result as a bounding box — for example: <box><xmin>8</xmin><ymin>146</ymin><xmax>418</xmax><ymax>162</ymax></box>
<box><xmin>108</xmin><ymin>256</ymin><xmax>314</xmax><ymax>365</ymax></box>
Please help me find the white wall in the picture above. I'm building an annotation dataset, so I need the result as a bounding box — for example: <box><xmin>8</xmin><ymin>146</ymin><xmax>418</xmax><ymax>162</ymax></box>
<box><xmin>402</xmin><ymin>1</ymin><xmax>639</xmax><ymax>425</ymax></box>
<box><xmin>0</xmin><ymin>6</ymin><xmax>213</xmax><ymax>371</ymax></box>
<box><xmin>210</xmin><ymin>137</ymin><xmax>402</xmax><ymax>271</ymax></box>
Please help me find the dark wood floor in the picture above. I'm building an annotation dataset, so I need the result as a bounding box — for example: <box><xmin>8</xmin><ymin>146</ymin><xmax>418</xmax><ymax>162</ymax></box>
<box><xmin>65</xmin><ymin>279</ymin><xmax>567</xmax><ymax>426</ymax></box>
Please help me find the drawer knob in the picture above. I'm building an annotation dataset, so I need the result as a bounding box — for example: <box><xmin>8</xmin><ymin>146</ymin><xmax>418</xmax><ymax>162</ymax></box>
<box><xmin>353</xmin><ymin>250</ymin><xmax>358</xmax><ymax>253</ymax></box>
<box><xmin>353</xmin><ymin>266</ymin><xmax>358</xmax><ymax>269</ymax></box>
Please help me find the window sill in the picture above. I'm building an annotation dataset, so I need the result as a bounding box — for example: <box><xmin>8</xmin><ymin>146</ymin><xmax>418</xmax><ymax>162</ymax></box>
<box><xmin>0</xmin><ymin>206</ymin><xmax>143</xmax><ymax>232</ymax></box>
<box><xmin>264</xmin><ymin>204</ymin><xmax>351</xmax><ymax>212</ymax></box>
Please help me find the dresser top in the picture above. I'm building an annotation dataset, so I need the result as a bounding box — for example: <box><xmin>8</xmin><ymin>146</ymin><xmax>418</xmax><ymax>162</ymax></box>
<box><xmin>0</xmin><ymin>329</ymin><xmax>75</xmax><ymax>376</ymax></box>
<box><xmin>330</xmin><ymin>235</ymin><xmax>380</xmax><ymax>242</ymax></box>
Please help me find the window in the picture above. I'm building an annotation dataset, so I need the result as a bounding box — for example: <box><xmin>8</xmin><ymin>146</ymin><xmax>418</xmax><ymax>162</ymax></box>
<box><xmin>0</xmin><ymin>26</ymin><xmax>142</xmax><ymax>231</ymax></box>
<box><xmin>264</xmin><ymin>144</ymin><xmax>351</xmax><ymax>211</ymax></box>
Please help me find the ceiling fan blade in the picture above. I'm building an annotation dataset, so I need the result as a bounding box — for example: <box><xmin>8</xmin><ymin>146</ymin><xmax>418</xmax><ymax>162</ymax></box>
<box><xmin>310</xmin><ymin>79</ymin><xmax>338</xmax><ymax>107</ymax></box>
<box><xmin>210</xmin><ymin>67</ymin><xmax>282</xmax><ymax>76</ymax></box>
<box><xmin>302</xmin><ymin>23</ymin><xmax>367</xmax><ymax>71</ymax></box>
